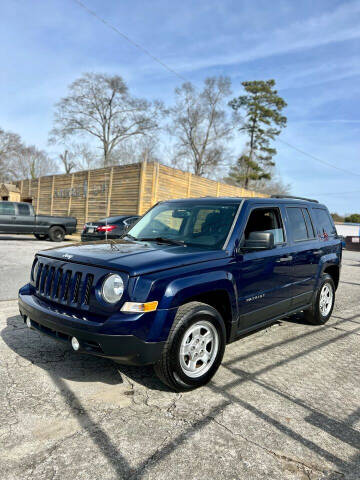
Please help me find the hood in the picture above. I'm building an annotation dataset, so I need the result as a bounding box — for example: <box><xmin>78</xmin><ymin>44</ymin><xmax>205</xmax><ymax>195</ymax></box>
<box><xmin>37</xmin><ymin>240</ymin><xmax>228</xmax><ymax>276</ymax></box>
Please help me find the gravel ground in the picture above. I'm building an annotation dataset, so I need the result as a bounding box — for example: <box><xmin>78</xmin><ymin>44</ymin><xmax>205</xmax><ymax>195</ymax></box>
<box><xmin>0</xmin><ymin>246</ymin><xmax>359</xmax><ymax>480</ymax></box>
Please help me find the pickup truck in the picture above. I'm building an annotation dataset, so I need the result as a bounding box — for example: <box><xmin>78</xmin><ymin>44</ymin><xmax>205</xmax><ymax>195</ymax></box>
<box><xmin>0</xmin><ymin>201</ymin><xmax>77</xmax><ymax>241</ymax></box>
<box><xmin>18</xmin><ymin>195</ymin><xmax>341</xmax><ymax>390</ymax></box>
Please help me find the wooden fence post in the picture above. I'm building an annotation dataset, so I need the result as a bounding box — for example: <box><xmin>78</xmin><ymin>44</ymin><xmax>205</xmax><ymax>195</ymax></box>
<box><xmin>216</xmin><ymin>182</ymin><xmax>220</xmax><ymax>197</ymax></box>
<box><xmin>137</xmin><ymin>161</ymin><xmax>147</xmax><ymax>215</ymax></box>
<box><xmin>106</xmin><ymin>167</ymin><xmax>114</xmax><ymax>217</ymax></box>
<box><xmin>85</xmin><ymin>170</ymin><xmax>90</xmax><ymax>222</ymax></box>
<box><xmin>186</xmin><ymin>171</ymin><xmax>192</xmax><ymax>197</ymax></box>
<box><xmin>67</xmin><ymin>174</ymin><xmax>74</xmax><ymax>216</ymax></box>
<box><xmin>151</xmin><ymin>162</ymin><xmax>159</xmax><ymax>205</ymax></box>
<box><xmin>50</xmin><ymin>176</ymin><xmax>55</xmax><ymax>215</ymax></box>
<box><xmin>36</xmin><ymin>178</ymin><xmax>41</xmax><ymax>214</ymax></box>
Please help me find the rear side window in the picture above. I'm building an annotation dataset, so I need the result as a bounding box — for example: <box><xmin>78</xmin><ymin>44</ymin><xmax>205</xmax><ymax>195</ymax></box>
<box><xmin>18</xmin><ymin>204</ymin><xmax>31</xmax><ymax>216</ymax></box>
<box><xmin>0</xmin><ymin>202</ymin><xmax>15</xmax><ymax>215</ymax></box>
<box><xmin>313</xmin><ymin>208</ymin><xmax>336</xmax><ymax>237</ymax></box>
<box><xmin>287</xmin><ymin>207</ymin><xmax>309</xmax><ymax>241</ymax></box>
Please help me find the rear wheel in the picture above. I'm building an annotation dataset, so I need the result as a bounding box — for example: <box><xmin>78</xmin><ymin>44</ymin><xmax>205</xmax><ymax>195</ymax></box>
<box><xmin>154</xmin><ymin>302</ymin><xmax>226</xmax><ymax>391</ymax></box>
<box><xmin>304</xmin><ymin>274</ymin><xmax>335</xmax><ymax>325</ymax></box>
<box><xmin>48</xmin><ymin>226</ymin><xmax>65</xmax><ymax>242</ymax></box>
<box><xmin>34</xmin><ymin>234</ymin><xmax>48</xmax><ymax>240</ymax></box>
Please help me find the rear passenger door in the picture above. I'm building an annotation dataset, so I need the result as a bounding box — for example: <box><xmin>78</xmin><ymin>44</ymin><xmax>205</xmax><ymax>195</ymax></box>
<box><xmin>285</xmin><ymin>206</ymin><xmax>321</xmax><ymax>309</ymax></box>
<box><xmin>0</xmin><ymin>202</ymin><xmax>16</xmax><ymax>232</ymax></box>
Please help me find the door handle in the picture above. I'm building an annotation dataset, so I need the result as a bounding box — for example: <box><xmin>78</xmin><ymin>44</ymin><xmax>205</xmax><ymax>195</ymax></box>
<box><xmin>11</xmin><ymin>216</ymin><xmax>17</xmax><ymax>220</ymax></box>
<box><xmin>313</xmin><ymin>250</ymin><xmax>323</xmax><ymax>255</ymax></box>
<box><xmin>276</xmin><ymin>255</ymin><xmax>293</xmax><ymax>263</ymax></box>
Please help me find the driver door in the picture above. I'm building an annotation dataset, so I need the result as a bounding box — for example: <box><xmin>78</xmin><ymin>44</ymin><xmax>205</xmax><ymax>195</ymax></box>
<box><xmin>233</xmin><ymin>205</ymin><xmax>294</xmax><ymax>331</ymax></box>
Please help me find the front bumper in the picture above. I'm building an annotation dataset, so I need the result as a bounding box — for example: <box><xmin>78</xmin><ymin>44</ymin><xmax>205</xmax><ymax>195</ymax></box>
<box><xmin>18</xmin><ymin>292</ymin><xmax>165</xmax><ymax>366</ymax></box>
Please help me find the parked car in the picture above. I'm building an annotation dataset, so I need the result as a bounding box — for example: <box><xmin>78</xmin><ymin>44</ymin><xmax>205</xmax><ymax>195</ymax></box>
<box><xmin>81</xmin><ymin>215</ymin><xmax>140</xmax><ymax>242</ymax></box>
<box><xmin>0</xmin><ymin>201</ymin><xmax>77</xmax><ymax>241</ymax></box>
<box><xmin>19</xmin><ymin>195</ymin><xmax>341</xmax><ymax>390</ymax></box>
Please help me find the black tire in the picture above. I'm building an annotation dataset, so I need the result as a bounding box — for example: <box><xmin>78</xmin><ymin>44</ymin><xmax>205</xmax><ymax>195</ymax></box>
<box><xmin>34</xmin><ymin>233</ymin><xmax>48</xmax><ymax>240</ymax></box>
<box><xmin>304</xmin><ymin>274</ymin><xmax>335</xmax><ymax>325</ymax></box>
<box><xmin>48</xmin><ymin>226</ymin><xmax>65</xmax><ymax>242</ymax></box>
<box><xmin>154</xmin><ymin>301</ymin><xmax>226</xmax><ymax>391</ymax></box>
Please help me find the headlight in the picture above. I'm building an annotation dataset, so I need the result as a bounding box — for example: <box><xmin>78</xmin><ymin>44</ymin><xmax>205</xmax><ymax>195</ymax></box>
<box><xmin>101</xmin><ymin>274</ymin><xmax>124</xmax><ymax>304</ymax></box>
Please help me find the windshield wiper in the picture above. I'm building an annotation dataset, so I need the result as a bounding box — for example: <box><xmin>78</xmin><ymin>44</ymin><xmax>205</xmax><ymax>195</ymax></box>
<box><xmin>137</xmin><ymin>236</ymin><xmax>186</xmax><ymax>246</ymax></box>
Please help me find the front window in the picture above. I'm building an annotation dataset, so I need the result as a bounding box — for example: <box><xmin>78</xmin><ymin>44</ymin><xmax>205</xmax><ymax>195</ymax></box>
<box><xmin>242</xmin><ymin>207</ymin><xmax>285</xmax><ymax>246</ymax></box>
<box><xmin>127</xmin><ymin>202</ymin><xmax>239</xmax><ymax>248</ymax></box>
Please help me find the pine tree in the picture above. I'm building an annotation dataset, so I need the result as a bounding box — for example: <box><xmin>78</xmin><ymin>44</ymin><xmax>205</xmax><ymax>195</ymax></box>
<box><xmin>229</xmin><ymin>80</ymin><xmax>287</xmax><ymax>188</ymax></box>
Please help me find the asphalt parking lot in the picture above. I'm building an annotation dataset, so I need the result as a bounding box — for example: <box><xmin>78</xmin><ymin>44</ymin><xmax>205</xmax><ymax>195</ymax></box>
<box><xmin>0</xmin><ymin>237</ymin><xmax>359</xmax><ymax>480</ymax></box>
<box><xmin>0</xmin><ymin>234</ymin><xmax>69</xmax><ymax>301</ymax></box>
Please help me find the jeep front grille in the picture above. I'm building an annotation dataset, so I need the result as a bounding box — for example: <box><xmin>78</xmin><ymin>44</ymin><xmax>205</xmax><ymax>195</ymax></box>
<box><xmin>35</xmin><ymin>260</ymin><xmax>94</xmax><ymax>308</ymax></box>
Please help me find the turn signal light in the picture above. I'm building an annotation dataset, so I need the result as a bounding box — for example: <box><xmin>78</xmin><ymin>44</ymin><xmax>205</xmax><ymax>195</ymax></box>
<box><xmin>121</xmin><ymin>301</ymin><xmax>158</xmax><ymax>313</ymax></box>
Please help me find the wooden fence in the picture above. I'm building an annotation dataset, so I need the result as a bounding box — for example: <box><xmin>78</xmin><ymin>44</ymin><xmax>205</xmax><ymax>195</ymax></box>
<box><xmin>16</xmin><ymin>162</ymin><xmax>266</xmax><ymax>231</ymax></box>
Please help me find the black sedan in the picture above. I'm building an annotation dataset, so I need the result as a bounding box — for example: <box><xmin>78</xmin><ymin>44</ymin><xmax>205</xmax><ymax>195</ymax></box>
<box><xmin>81</xmin><ymin>215</ymin><xmax>140</xmax><ymax>242</ymax></box>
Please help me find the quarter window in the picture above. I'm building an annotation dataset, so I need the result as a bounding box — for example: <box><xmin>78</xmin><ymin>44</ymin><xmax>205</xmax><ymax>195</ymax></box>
<box><xmin>0</xmin><ymin>202</ymin><xmax>15</xmax><ymax>215</ymax></box>
<box><xmin>313</xmin><ymin>208</ymin><xmax>336</xmax><ymax>237</ymax></box>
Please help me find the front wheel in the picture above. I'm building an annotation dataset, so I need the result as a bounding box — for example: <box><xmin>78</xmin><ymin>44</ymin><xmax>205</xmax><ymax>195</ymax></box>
<box><xmin>48</xmin><ymin>226</ymin><xmax>65</xmax><ymax>242</ymax></box>
<box><xmin>154</xmin><ymin>302</ymin><xmax>226</xmax><ymax>391</ymax></box>
<box><xmin>304</xmin><ymin>274</ymin><xmax>335</xmax><ymax>325</ymax></box>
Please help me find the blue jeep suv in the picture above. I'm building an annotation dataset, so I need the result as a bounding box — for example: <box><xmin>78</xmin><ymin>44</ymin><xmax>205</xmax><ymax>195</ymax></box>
<box><xmin>18</xmin><ymin>196</ymin><xmax>341</xmax><ymax>390</ymax></box>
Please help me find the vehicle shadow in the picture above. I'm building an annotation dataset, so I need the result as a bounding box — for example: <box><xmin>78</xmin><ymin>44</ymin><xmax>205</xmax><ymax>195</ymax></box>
<box><xmin>1</xmin><ymin>309</ymin><xmax>326</xmax><ymax>393</ymax></box>
<box><xmin>2</xmin><ymin>313</ymin><xmax>169</xmax><ymax>390</ymax></box>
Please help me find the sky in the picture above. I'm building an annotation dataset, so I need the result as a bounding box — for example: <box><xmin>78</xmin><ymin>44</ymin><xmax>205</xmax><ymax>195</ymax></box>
<box><xmin>0</xmin><ymin>0</ymin><xmax>360</xmax><ymax>215</ymax></box>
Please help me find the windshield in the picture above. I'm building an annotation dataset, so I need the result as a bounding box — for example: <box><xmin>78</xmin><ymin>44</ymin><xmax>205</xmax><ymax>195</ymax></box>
<box><xmin>127</xmin><ymin>202</ymin><xmax>239</xmax><ymax>248</ymax></box>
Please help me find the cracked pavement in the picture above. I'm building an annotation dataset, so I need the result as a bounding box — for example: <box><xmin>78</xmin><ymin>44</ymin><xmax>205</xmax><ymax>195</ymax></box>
<box><xmin>0</xmin><ymin>247</ymin><xmax>359</xmax><ymax>479</ymax></box>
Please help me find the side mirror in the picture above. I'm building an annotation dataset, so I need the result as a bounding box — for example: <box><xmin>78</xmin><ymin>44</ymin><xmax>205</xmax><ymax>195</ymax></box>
<box><xmin>242</xmin><ymin>231</ymin><xmax>275</xmax><ymax>251</ymax></box>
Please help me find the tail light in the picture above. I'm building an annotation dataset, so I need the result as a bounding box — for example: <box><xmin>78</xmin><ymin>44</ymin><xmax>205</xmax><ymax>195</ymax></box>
<box><xmin>83</xmin><ymin>224</ymin><xmax>87</xmax><ymax>231</ymax></box>
<box><xmin>96</xmin><ymin>225</ymin><xmax>116</xmax><ymax>232</ymax></box>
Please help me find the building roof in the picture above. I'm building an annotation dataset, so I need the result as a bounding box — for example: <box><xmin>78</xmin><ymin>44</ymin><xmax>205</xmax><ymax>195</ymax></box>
<box><xmin>0</xmin><ymin>183</ymin><xmax>20</xmax><ymax>193</ymax></box>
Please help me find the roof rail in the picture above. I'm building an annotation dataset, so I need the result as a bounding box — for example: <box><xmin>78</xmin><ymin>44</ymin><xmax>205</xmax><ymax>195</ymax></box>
<box><xmin>270</xmin><ymin>194</ymin><xmax>319</xmax><ymax>203</ymax></box>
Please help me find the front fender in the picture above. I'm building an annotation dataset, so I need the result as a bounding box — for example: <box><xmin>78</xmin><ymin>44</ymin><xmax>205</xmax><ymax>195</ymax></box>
<box><xmin>159</xmin><ymin>270</ymin><xmax>238</xmax><ymax>318</ymax></box>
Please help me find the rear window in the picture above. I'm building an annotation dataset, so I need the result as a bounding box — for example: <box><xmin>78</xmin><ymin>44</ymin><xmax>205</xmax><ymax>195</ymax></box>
<box><xmin>313</xmin><ymin>208</ymin><xmax>336</xmax><ymax>237</ymax></box>
<box><xmin>0</xmin><ymin>202</ymin><xmax>15</xmax><ymax>215</ymax></box>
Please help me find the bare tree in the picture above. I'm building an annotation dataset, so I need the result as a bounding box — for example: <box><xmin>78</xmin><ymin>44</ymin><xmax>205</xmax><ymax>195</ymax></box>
<box><xmin>58</xmin><ymin>143</ymin><xmax>99</xmax><ymax>173</ymax></box>
<box><xmin>0</xmin><ymin>128</ymin><xmax>24</xmax><ymax>181</ymax></box>
<box><xmin>50</xmin><ymin>73</ymin><xmax>164</xmax><ymax>167</ymax></box>
<box><xmin>59</xmin><ymin>149</ymin><xmax>77</xmax><ymax>174</ymax></box>
<box><xmin>168</xmin><ymin>77</ymin><xmax>233</xmax><ymax>176</ymax></box>
<box><xmin>9</xmin><ymin>145</ymin><xmax>58</xmax><ymax>179</ymax></box>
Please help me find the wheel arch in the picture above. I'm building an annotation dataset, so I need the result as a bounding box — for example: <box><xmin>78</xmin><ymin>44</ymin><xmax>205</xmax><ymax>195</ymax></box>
<box><xmin>159</xmin><ymin>271</ymin><xmax>238</xmax><ymax>342</ymax></box>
